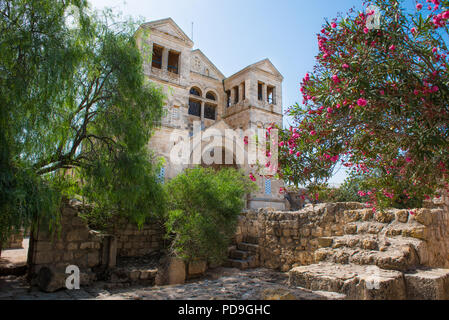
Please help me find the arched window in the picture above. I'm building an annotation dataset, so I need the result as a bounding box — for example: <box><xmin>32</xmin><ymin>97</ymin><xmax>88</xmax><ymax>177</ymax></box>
<box><xmin>190</xmin><ymin>87</ymin><xmax>201</xmax><ymax>97</ymax></box>
<box><xmin>206</xmin><ymin>91</ymin><xmax>216</xmax><ymax>101</ymax></box>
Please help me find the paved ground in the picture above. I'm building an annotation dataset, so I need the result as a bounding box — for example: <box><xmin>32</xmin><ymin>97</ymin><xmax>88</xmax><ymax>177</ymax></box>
<box><xmin>0</xmin><ymin>238</ymin><xmax>29</xmax><ymax>268</ymax></box>
<box><xmin>0</xmin><ymin>268</ymin><xmax>344</xmax><ymax>300</ymax></box>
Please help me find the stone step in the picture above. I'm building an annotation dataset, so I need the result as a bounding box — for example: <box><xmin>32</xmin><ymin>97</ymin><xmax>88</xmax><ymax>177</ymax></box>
<box><xmin>343</xmin><ymin>209</ymin><xmax>411</xmax><ymax>224</ymax></box>
<box><xmin>225</xmin><ymin>259</ymin><xmax>250</xmax><ymax>270</ymax></box>
<box><xmin>314</xmin><ymin>242</ymin><xmax>420</xmax><ymax>272</ymax></box>
<box><xmin>225</xmin><ymin>256</ymin><xmax>258</xmax><ymax>270</ymax></box>
<box><xmin>404</xmin><ymin>268</ymin><xmax>449</xmax><ymax>300</ymax></box>
<box><xmin>343</xmin><ymin>221</ymin><xmax>387</xmax><ymax>236</ymax></box>
<box><xmin>237</xmin><ymin>242</ymin><xmax>259</xmax><ymax>253</ymax></box>
<box><xmin>289</xmin><ymin>263</ymin><xmax>449</xmax><ymax>300</ymax></box>
<box><xmin>243</xmin><ymin>236</ymin><xmax>259</xmax><ymax>245</ymax></box>
<box><xmin>229</xmin><ymin>249</ymin><xmax>249</xmax><ymax>260</ymax></box>
<box><xmin>289</xmin><ymin>263</ymin><xmax>406</xmax><ymax>300</ymax></box>
<box><xmin>326</xmin><ymin>234</ymin><xmax>422</xmax><ymax>252</ymax></box>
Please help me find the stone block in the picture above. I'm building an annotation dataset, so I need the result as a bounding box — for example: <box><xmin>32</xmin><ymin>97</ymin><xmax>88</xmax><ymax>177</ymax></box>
<box><xmin>188</xmin><ymin>260</ymin><xmax>207</xmax><ymax>278</ymax></box>
<box><xmin>404</xmin><ymin>268</ymin><xmax>449</xmax><ymax>300</ymax></box>
<box><xmin>34</xmin><ymin>251</ymin><xmax>54</xmax><ymax>264</ymax></box>
<box><xmin>87</xmin><ymin>252</ymin><xmax>100</xmax><ymax>267</ymax></box>
<box><xmin>317</xmin><ymin>237</ymin><xmax>333</xmax><ymax>248</ymax></box>
<box><xmin>395</xmin><ymin>210</ymin><xmax>409</xmax><ymax>223</ymax></box>
<box><xmin>155</xmin><ymin>257</ymin><xmax>186</xmax><ymax>286</ymax></box>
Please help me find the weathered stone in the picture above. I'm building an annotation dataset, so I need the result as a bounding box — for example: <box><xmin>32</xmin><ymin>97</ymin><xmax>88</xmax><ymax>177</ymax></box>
<box><xmin>289</xmin><ymin>263</ymin><xmax>406</xmax><ymax>300</ymax></box>
<box><xmin>404</xmin><ymin>268</ymin><xmax>449</xmax><ymax>300</ymax></box>
<box><xmin>395</xmin><ymin>210</ymin><xmax>409</xmax><ymax>223</ymax></box>
<box><xmin>188</xmin><ymin>260</ymin><xmax>207</xmax><ymax>278</ymax></box>
<box><xmin>414</xmin><ymin>209</ymin><xmax>433</xmax><ymax>226</ymax></box>
<box><xmin>317</xmin><ymin>237</ymin><xmax>333</xmax><ymax>248</ymax></box>
<box><xmin>155</xmin><ymin>257</ymin><xmax>186</xmax><ymax>286</ymax></box>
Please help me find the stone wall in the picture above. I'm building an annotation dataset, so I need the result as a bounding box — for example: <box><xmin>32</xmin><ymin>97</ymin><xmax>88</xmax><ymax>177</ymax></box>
<box><xmin>27</xmin><ymin>200</ymin><xmax>115</xmax><ymax>287</ymax></box>
<box><xmin>235</xmin><ymin>202</ymin><xmax>449</xmax><ymax>272</ymax></box>
<box><xmin>114</xmin><ymin>222</ymin><xmax>165</xmax><ymax>258</ymax></box>
<box><xmin>27</xmin><ymin>200</ymin><xmax>166</xmax><ymax>291</ymax></box>
<box><xmin>5</xmin><ymin>230</ymin><xmax>24</xmax><ymax>249</ymax></box>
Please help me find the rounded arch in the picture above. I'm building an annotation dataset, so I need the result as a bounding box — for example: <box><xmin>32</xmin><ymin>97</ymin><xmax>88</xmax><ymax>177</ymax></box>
<box><xmin>206</xmin><ymin>91</ymin><xmax>217</xmax><ymax>101</ymax></box>
<box><xmin>189</xmin><ymin>86</ymin><xmax>203</xmax><ymax>97</ymax></box>
<box><xmin>189</xmin><ymin>131</ymin><xmax>248</xmax><ymax>170</ymax></box>
<box><xmin>204</xmin><ymin>87</ymin><xmax>220</xmax><ymax>101</ymax></box>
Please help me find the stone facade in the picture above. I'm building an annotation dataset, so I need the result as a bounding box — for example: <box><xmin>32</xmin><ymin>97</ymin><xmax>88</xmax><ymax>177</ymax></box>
<box><xmin>136</xmin><ymin>18</ymin><xmax>286</xmax><ymax>210</ymax></box>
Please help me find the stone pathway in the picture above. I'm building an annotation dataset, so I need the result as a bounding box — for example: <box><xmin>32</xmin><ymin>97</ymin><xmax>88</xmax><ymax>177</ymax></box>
<box><xmin>0</xmin><ymin>268</ymin><xmax>344</xmax><ymax>300</ymax></box>
<box><xmin>0</xmin><ymin>238</ymin><xmax>29</xmax><ymax>268</ymax></box>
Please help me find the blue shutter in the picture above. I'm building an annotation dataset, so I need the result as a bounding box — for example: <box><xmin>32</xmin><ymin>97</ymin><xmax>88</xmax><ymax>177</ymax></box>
<box><xmin>265</xmin><ymin>178</ymin><xmax>272</xmax><ymax>195</ymax></box>
<box><xmin>158</xmin><ymin>167</ymin><xmax>165</xmax><ymax>184</ymax></box>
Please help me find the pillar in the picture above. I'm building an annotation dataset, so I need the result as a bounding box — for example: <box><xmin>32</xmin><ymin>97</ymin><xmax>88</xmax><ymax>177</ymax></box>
<box><xmin>262</xmin><ymin>83</ymin><xmax>267</xmax><ymax>104</ymax></box>
<box><xmin>162</xmin><ymin>48</ymin><xmax>169</xmax><ymax>71</ymax></box>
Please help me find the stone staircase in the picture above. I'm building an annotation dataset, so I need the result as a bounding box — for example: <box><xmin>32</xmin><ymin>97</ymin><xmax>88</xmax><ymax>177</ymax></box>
<box><xmin>289</xmin><ymin>207</ymin><xmax>449</xmax><ymax>299</ymax></box>
<box><xmin>226</xmin><ymin>236</ymin><xmax>259</xmax><ymax>270</ymax></box>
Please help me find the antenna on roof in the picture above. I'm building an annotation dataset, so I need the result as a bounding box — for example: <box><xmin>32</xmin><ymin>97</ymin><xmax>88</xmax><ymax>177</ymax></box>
<box><xmin>191</xmin><ymin>22</ymin><xmax>194</xmax><ymax>41</ymax></box>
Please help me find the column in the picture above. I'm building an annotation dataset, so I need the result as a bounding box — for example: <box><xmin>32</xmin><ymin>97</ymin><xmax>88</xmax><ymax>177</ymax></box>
<box><xmin>201</xmin><ymin>101</ymin><xmax>205</xmax><ymax>121</ymax></box>
<box><xmin>230</xmin><ymin>88</ymin><xmax>235</xmax><ymax>106</ymax></box>
<box><xmin>262</xmin><ymin>83</ymin><xmax>267</xmax><ymax>104</ymax></box>
<box><xmin>239</xmin><ymin>83</ymin><xmax>244</xmax><ymax>103</ymax></box>
<box><xmin>162</xmin><ymin>48</ymin><xmax>169</xmax><ymax>71</ymax></box>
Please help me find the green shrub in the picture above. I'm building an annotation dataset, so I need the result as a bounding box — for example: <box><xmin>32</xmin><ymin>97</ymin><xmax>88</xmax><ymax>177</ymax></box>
<box><xmin>164</xmin><ymin>167</ymin><xmax>257</xmax><ymax>264</ymax></box>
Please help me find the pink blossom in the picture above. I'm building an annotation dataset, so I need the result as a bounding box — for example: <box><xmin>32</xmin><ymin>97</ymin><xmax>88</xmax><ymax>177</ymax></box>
<box><xmin>357</xmin><ymin>98</ymin><xmax>368</xmax><ymax>106</ymax></box>
<box><xmin>331</xmin><ymin>22</ymin><xmax>337</xmax><ymax>28</ymax></box>
<box><xmin>249</xmin><ymin>173</ymin><xmax>256</xmax><ymax>182</ymax></box>
<box><xmin>310</xmin><ymin>130</ymin><xmax>317</xmax><ymax>136</ymax></box>
<box><xmin>342</xmin><ymin>63</ymin><xmax>349</xmax><ymax>69</ymax></box>
<box><xmin>416</xmin><ymin>3</ymin><xmax>423</xmax><ymax>11</ymax></box>
<box><xmin>389</xmin><ymin>44</ymin><xmax>396</xmax><ymax>51</ymax></box>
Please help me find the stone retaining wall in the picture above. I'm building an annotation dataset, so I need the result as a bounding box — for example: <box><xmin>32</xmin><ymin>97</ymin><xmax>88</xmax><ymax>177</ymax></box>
<box><xmin>235</xmin><ymin>202</ymin><xmax>449</xmax><ymax>272</ymax></box>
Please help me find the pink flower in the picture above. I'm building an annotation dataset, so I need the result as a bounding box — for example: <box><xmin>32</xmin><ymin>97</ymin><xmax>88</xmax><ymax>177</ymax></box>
<box><xmin>380</xmin><ymin>89</ymin><xmax>385</xmax><ymax>95</ymax></box>
<box><xmin>331</xmin><ymin>22</ymin><xmax>337</xmax><ymax>28</ymax></box>
<box><xmin>363</xmin><ymin>27</ymin><xmax>369</xmax><ymax>34</ymax></box>
<box><xmin>296</xmin><ymin>151</ymin><xmax>301</xmax><ymax>157</ymax></box>
<box><xmin>249</xmin><ymin>173</ymin><xmax>256</xmax><ymax>182</ymax></box>
<box><xmin>432</xmin><ymin>85</ymin><xmax>439</xmax><ymax>92</ymax></box>
<box><xmin>357</xmin><ymin>98</ymin><xmax>368</xmax><ymax>106</ymax></box>
<box><xmin>411</xmin><ymin>27</ymin><xmax>417</xmax><ymax>35</ymax></box>
<box><xmin>342</xmin><ymin>63</ymin><xmax>349</xmax><ymax>69</ymax></box>
<box><xmin>389</xmin><ymin>44</ymin><xmax>396</xmax><ymax>51</ymax></box>
<box><xmin>332</xmin><ymin>74</ymin><xmax>340</xmax><ymax>84</ymax></box>
<box><xmin>310</xmin><ymin>130</ymin><xmax>317</xmax><ymax>136</ymax></box>
<box><xmin>443</xmin><ymin>11</ymin><xmax>449</xmax><ymax>19</ymax></box>
<box><xmin>279</xmin><ymin>141</ymin><xmax>285</xmax><ymax>147</ymax></box>
<box><xmin>416</xmin><ymin>3</ymin><xmax>423</xmax><ymax>11</ymax></box>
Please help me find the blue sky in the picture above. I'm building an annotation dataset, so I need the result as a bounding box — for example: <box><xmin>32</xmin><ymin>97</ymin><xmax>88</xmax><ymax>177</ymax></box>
<box><xmin>88</xmin><ymin>0</ymin><xmax>372</xmax><ymax>184</ymax></box>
